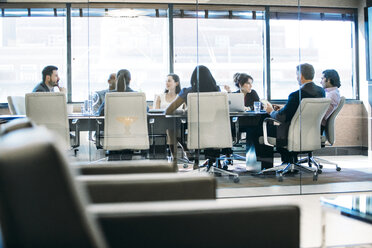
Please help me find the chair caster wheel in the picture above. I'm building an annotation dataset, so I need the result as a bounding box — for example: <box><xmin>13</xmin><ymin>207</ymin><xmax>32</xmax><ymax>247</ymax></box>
<box><xmin>278</xmin><ymin>173</ymin><xmax>283</xmax><ymax>182</ymax></box>
<box><xmin>317</xmin><ymin>169</ymin><xmax>322</xmax><ymax>174</ymax></box>
<box><xmin>319</xmin><ymin>164</ymin><xmax>323</xmax><ymax>169</ymax></box>
<box><xmin>214</xmin><ymin>172</ymin><xmax>222</xmax><ymax>177</ymax></box>
<box><xmin>183</xmin><ymin>164</ymin><xmax>188</xmax><ymax>168</ymax></box>
<box><xmin>233</xmin><ymin>176</ymin><xmax>240</xmax><ymax>183</ymax></box>
<box><xmin>336</xmin><ymin>167</ymin><xmax>341</xmax><ymax>171</ymax></box>
<box><xmin>313</xmin><ymin>174</ymin><xmax>318</xmax><ymax>181</ymax></box>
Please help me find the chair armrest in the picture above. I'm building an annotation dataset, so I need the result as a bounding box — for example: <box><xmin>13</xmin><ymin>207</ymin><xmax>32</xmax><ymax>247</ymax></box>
<box><xmin>262</xmin><ymin>117</ymin><xmax>282</xmax><ymax>147</ymax></box>
<box><xmin>77</xmin><ymin>173</ymin><xmax>216</xmax><ymax>203</ymax></box>
<box><xmin>72</xmin><ymin>160</ymin><xmax>176</xmax><ymax>175</ymax></box>
<box><xmin>88</xmin><ymin>201</ymin><xmax>300</xmax><ymax>248</ymax></box>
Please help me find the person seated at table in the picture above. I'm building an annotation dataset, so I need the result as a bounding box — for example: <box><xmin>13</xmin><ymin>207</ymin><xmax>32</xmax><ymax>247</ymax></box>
<box><xmin>320</xmin><ymin>69</ymin><xmax>341</xmax><ymax>133</ymax></box>
<box><xmin>154</xmin><ymin>73</ymin><xmax>185</xmax><ymax>110</ymax></box>
<box><xmin>166</xmin><ymin>65</ymin><xmax>222</xmax><ymax>168</ymax></box>
<box><xmin>32</xmin><ymin>65</ymin><xmax>66</xmax><ymax>93</ymax></box>
<box><xmin>224</xmin><ymin>72</ymin><xmax>240</xmax><ymax>93</ymax></box>
<box><xmin>92</xmin><ymin>72</ymin><xmax>116</xmax><ymax>115</ymax></box>
<box><xmin>98</xmin><ymin>69</ymin><xmax>149</xmax><ymax>116</ymax></box>
<box><xmin>98</xmin><ymin>69</ymin><xmax>128</xmax><ymax>116</ymax></box>
<box><xmin>166</xmin><ymin>65</ymin><xmax>220</xmax><ymax>114</ymax></box>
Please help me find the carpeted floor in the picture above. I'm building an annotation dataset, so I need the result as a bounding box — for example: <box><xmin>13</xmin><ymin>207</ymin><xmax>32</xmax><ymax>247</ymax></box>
<box><xmin>215</xmin><ymin>167</ymin><xmax>372</xmax><ymax>188</ymax></box>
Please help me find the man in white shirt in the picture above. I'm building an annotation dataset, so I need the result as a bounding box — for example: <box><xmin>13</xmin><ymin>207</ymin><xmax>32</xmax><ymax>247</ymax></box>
<box><xmin>320</xmin><ymin>69</ymin><xmax>341</xmax><ymax>132</ymax></box>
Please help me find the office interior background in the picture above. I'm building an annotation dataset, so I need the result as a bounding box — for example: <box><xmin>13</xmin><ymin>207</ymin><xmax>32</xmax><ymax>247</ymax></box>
<box><xmin>0</xmin><ymin>0</ymin><xmax>371</xmax><ymax>196</ymax></box>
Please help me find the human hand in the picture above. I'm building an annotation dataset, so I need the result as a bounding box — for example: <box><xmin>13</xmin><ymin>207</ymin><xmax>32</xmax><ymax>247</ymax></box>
<box><xmin>273</xmin><ymin>104</ymin><xmax>281</xmax><ymax>111</ymax></box>
<box><xmin>57</xmin><ymin>86</ymin><xmax>66</xmax><ymax>93</ymax></box>
<box><xmin>265</xmin><ymin>102</ymin><xmax>273</xmax><ymax>114</ymax></box>
<box><xmin>224</xmin><ymin>85</ymin><xmax>231</xmax><ymax>93</ymax></box>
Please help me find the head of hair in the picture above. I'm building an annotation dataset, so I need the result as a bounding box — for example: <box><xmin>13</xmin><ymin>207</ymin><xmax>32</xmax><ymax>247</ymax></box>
<box><xmin>165</xmin><ymin>73</ymin><xmax>181</xmax><ymax>94</ymax></box>
<box><xmin>116</xmin><ymin>69</ymin><xmax>128</xmax><ymax>92</ymax></box>
<box><xmin>42</xmin><ymin>65</ymin><xmax>58</xmax><ymax>83</ymax></box>
<box><xmin>322</xmin><ymin>69</ymin><xmax>341</xmax><ymax>88</ymax></box>
<box><xmin>237</xmin><ymin>73</ymin><xmax>254</xmax><ymax>88</ymax></box>
<box><xmin>116</xmin><ymin>69</ymin><xmax>131</xmax><ymax>86</ymax></box>
<box><xmin>296</xmin><ymin>63</ymin><xmax>315</xmax><ymax>80</ymax></box>
<box><xmin>233</xmin><ymin>72</ymin><xmax>240</xmax><ymax>88</ymax></box>
<box><xmin>190</xmin><ymin>65</ymin><xmax>219</xmax><ymax>92</ymax></box>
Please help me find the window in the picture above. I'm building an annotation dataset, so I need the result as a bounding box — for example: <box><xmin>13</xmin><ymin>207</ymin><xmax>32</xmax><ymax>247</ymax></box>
<box><xmin>0</xmin><ymin>8</ymin><xmax>66</xmax><ymax>102</ymax></box>
<box><xmin>270</xmin><ymin>9</ymin><xmax>355</xmax><ymax>99</ymax></box>
<box><xmin>71</xmin><ymin>7</ymin><xmax>169</xmax><ymax>102</ymax></box>
<box><xmin>173</xmin><ymin>8</ymin><xmax>265</xmax><ymax>97</ymax></box>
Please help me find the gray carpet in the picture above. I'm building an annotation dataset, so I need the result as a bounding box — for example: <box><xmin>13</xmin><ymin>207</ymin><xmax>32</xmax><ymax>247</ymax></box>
<box><xmin>216</xmin><ymin>167</ymin><xmax>372</xmax><ymax>188</ymax></box>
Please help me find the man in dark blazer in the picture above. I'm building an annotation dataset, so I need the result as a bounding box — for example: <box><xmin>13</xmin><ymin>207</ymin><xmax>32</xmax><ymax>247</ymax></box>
<box><xmin>32</xmin><ymin>65</ymin><xmax>66</xmax><ymax>93</ymax></box>
<box><xmin>265</xmin><ymin>63</ymin><xmax>325</xmax><ymax>163</ymax></box>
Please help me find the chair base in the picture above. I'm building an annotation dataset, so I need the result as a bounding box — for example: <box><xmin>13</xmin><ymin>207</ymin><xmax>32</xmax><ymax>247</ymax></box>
<box><xmin>191</xmin><ymin>158</ymin><xmax>240</xmax><ymax>183</ymax></box>
<box><xmin>297</xmin><ymin>154</ymin><xmax>341</xmax><ymax>172</ymax></box>
<box><xmin>259</xmin><ymin>162</ymin><xmax>318</xmax><ymax>182</ymax></box>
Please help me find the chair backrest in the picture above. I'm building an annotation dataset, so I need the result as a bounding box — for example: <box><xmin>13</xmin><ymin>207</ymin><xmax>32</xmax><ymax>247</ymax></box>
<box><xmin>287</xmin><ymin>98</ymin><xmax>331</xmax><ymax>152</ymax></box>
<box><xmin>7</xmin><ymin>95</ymin><xmax>26</xmax><ymax>115</ymax></box>
<box><xmin>104</xmin><ymin>92</ymin><xmax>149</xmax><ymax>150</ymax></box>
<box><xmin>0</xmin><ymin>117</ymin><xmax>35</xmax><ymax>136</ymax></box>
<box><xmin>0</xmin><ymin>127</ymin><xmax>107</xmax><ymax>248</ymax></box>
<box><xmin>325</xmin><ymin>96</ymin><xmax>345</xmax><ymax>145</ymax></box>
<box><xmin>25</xmin><ymin>92</ymin><xmax>70</xmax><ymax>148</ymax></box>
<box><xmin>187</xmin><ymin>92</ymin><xmax>232</xmax><ymax>149</ymax></box>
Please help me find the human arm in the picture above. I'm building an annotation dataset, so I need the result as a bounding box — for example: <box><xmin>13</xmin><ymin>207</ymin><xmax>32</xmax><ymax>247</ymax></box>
<box><xmin>270</xmin><ymin>91</ymin><xmax>299</xmax><ymax>123</ymax></box>
<box><xmin>165</xmin><ymin>96</ymin><xmax>185</xmax><ymax>115</ymax></box>
<box><xmin>155</xmin><ymin>94</ymin><xmax>161</xmax><ymax>109</ymax></box>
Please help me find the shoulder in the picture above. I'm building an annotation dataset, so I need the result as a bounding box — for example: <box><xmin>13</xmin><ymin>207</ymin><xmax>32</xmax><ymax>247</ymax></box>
<box><xmin>32</xmin><ymin>82</ymin><xmax>47</xmax><ymax>92</ymax></box>
<box><xmin>178</xmin><ymin>87</ymin><xmax>192</xmax><ymax>99</ymax></box>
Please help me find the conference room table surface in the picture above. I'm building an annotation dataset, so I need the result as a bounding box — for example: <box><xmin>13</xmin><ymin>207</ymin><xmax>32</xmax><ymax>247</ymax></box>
<box><xmin>0</xmin><ymin>111</ymin><xmax>273</xmax><ymax>169</ymax></box>
<box><xmin>67</xmin><ymin>111</ymin><xmax>273</xmax><ymax>169</ymax></box>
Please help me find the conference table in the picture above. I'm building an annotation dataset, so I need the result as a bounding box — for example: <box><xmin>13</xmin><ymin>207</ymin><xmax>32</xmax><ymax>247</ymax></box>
<box><xmin>0</xmin><ymin>111</ymin><xmax>273</xmax><ymax>169</ymax></box>
<box><xmin>67</xmin><ymin>110</ymin><xmax>273</xmax><ymax>169</ymax></box>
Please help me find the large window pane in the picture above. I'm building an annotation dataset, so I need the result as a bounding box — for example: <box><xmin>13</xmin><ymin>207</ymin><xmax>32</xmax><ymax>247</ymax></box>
<box><xmin>270</xmin><ymin>19</ymin><xmax>354</xmax><ymax>99</ymax></box>
<box><xmin>0</xmin><ymin>15</ymin><xmax>66</xmax><ymax>102</ymax></box>
<box><xmin>174</xmin><ymin>12</ymin><xmax>265</xmax><ymax>98</ymax></box>
<box><xmin>71</xmin><ymin>8</ymin><xmax>169</xmax><ymax>102</ymax></box>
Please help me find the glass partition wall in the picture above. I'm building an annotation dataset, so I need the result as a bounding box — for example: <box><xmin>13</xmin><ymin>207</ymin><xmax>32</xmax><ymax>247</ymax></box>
<box><xmin>0</xmin><ymin>1</ymin><xmax>369</xmax><ymax>197</ymax></box>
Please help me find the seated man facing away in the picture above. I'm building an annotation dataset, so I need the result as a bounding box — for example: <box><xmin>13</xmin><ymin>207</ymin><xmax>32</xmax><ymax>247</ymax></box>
<box><xmin>92</xmin><ymin>72</ymin><xmax>116</xmax><ymax>115</ymax></box>
<box><xmin>32</xmin><ymin>65</ymin><xmax>66</xmax><ymax>93</ymax></box>
<box><xmin>264</xmin><ymin>63</ymin><xmax>325</xmax><ymax>164</ymax></box>
<box><xmin>320</xmin><ymin>69</ymin><xmax>341</xmax><ymax>133</ymax></box>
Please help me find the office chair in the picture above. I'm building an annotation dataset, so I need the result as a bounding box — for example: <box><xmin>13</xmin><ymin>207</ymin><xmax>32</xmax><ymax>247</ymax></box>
<box><xmin>0</xmin><ymin>117</ymin><xmax>35</xmax><ymax>136</ymax></box>
<box><xmin>25</xmin><ymin>92</ymin><xmax>79</xmax><ymax>154</ymax></box>
<box><xmin>0</xmin><ymin>127</ymin><xmax>108</xmax><ymax>248</ymax></box>
<box><xmin>298</xmin><ymin>96</ymin><xmax>345</xmax><ymax>172</ymax></box>
<box><xmin>0</xmin><ymin>126</ymin><xmax>300</xmax><ymax>248</ymax></box>
<box><xmin>103</xmin><ymin>92</ymin><xmax>149</xmax><ymax>160</ymax></box>
<box><xmin>260</xmin><ymin>98</ymin><xmax>331</xmax><ymax>181</ymax></box>
<box><xmin>187</xmin><ymin>92</ymin><xmax>239</xmax><ymax>183</ymax></box>
<box><xmin>7</xmin><ymin>95</ymin><xmax>26</xmax><ymax>115</ymax></box>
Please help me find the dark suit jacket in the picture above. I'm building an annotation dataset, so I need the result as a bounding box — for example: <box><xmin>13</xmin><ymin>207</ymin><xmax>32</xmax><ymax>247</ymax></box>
<box><xmin>270</xmin><ymin>82</ymin><xmax>325</xmax><ymax>146</ymax></box>
<box><xmin>32</xmin><ymin>82</ymin><xmax>51</xmax><ymax>92</ymax></box>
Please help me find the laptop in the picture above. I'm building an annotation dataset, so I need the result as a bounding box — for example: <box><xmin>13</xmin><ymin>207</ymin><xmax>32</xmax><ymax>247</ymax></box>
<box><xmin>228</xmin><ymin>93</ymin><xmax>245</xmax><ymax>112</ymax></box>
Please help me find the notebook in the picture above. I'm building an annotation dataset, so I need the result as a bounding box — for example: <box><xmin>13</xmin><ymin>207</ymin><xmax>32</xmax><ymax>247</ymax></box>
<box><xmin>228</xmin><ymin>93</ymin><xmax>245</xmax><ymax>112</ymax></box>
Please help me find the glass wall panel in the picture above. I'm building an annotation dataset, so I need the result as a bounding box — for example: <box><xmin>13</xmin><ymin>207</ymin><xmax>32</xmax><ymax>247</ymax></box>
<box><xmin>270</xmin><ymin>15</ymin><xmax>355</xmax><ymax>100</ymax></box>
<box><xmin>174</xmin><ymin>10</ymin><xmax>265</xmax><ymax>97</ymax></box>
<box><xmin>0</xmin><ymin>10</ymin><xmax>66</xmax><ymax>102</ymax></box>
<box><xmin>71</xmin><ymin>7</ymin><xmax>169</xmax><ymax>102</ymax></box>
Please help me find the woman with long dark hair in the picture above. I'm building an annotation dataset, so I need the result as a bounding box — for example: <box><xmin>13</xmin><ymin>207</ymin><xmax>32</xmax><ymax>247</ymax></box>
<box><xmin>165</xmin><ymin>65</ymin><xmax>219</xmax><ymax>114</ymax></box>
<box><xmin>154</xmin><ymin>73</ymin><xmax>185</xmax><ymax>110</ymax></box>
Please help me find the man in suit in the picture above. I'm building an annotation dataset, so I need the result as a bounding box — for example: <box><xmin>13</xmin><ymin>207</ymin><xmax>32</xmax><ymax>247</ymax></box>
<box><xmin>32</xmin><ymin>65</ymin><xmax>66</xmax><ymax>93</ymax></box>
<box><xmin>265</xmin><ymin>63</ymin><xmax>325</xmax><ymax>163</ymax></box>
